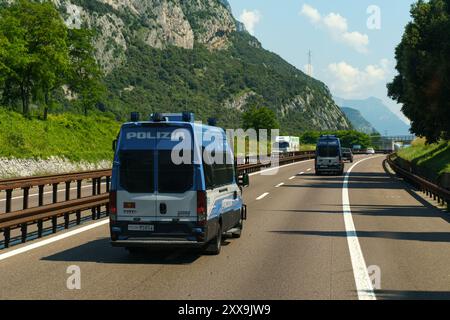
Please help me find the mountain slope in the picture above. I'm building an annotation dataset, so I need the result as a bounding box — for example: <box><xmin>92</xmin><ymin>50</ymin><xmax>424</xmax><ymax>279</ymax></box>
<box><xmin>340</xmin><ymin>107</ymin><xmax>378</xmax><ymax>135</ymax></box>
<box><xmin>1</xmin><ymin>0</ymin><xmax>352</xmax><ymax>133</ymax></box>
<box><xmin>335</xmin><ymin>97</ymin><xmax>410</xmax><ymax>136</ymax></box>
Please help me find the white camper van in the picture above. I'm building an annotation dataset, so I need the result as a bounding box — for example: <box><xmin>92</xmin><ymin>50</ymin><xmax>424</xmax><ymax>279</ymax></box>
<box><xmin>272</xmin><ymin>136</ymin><xmax>300</xmax><ymax>154</ymax></box>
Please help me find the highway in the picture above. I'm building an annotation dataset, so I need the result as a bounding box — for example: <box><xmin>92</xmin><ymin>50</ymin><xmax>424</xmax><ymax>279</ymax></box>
<box><xmin>1</xmin><ymin>155</ymin><xmax>450</xmax><ymax>300</ymax></box>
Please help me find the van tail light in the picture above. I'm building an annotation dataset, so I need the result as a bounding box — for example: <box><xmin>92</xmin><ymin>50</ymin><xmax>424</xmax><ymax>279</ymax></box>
<box><xmin>197</xmin><ymin>191</ymin><xmax>207</xmax><ymax>226</ymax></box>
<box><xmin>109</xmin><ymin>191</ymin><xmax>117</xmax><ymax>221</ymax></box>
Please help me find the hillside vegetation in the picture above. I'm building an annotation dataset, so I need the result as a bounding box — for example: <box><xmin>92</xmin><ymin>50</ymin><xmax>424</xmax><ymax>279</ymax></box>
<box><xmin>0</xmin><ymin>109</ymin><xmax>119</xmax><ymax>162</ymax></box>
<box><xmin>397</xmin><ymin>139</ymin><xmax>450</xmax><ymax>182</ymax></box>
<box><xmin>0</xmin><ymin>0</ymin><xmax>351</xmax><ymax>135</ymax></box>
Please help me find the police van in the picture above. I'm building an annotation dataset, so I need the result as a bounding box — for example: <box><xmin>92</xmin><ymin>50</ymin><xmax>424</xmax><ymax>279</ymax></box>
<box><xmin>109</xmin><ymin>113</ymin><xmax>249</xmax><ymax>255</ymax></box>
<box><xmin>315</xmin><ymin>135</ymin><xmax>344</xmax><ymax>175</ymax></box>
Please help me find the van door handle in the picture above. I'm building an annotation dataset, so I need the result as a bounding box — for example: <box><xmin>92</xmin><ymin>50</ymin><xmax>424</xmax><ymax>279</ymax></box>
<box><xmin>219</xmin><ymin>188</ymin><xmax>228</xmax><ymax>193</ymax></box>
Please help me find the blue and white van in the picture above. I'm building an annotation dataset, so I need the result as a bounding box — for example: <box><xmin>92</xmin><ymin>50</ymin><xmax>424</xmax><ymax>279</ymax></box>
<box><xmin>315</xmin><ymin>135</ymin><xmax>344</xmax><ymax>175</ymax></box>
<box><xmin>109</xmin><ymin>113</ymin><xmax>249</xmax><ymax>255</ymax></box>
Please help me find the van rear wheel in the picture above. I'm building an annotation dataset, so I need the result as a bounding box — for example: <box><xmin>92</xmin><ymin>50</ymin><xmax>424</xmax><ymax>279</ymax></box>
<box><xmin>205</xmin><ymin>224</ymin><xmax>222</xmax><ymax>255</ymax></box>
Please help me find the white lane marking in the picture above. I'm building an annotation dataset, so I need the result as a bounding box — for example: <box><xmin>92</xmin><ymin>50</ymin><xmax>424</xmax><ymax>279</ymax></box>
<box><xmin>289</xmin><ymin>176</ymin><xmax>296</xmax><ymax>180</ymax></box>
<box><xmin>299</xmin><ymin>172</ymin><xmax>305</xmax><ymax>175</ymax></box>
<box><xmin>342</xmin><ymin>156</ymin><xmax>383</xmax><ymax>300</ymax></box>
<box><xmin>0</xmin><ymin>219</ymin><xmax>110</xmax><ymax>262</ymax></box>
<box><xmin>307</xmin><ymin>168</ymin><xmax>312</xmax><ymax>172</ymax></box>
<box><xmin>275</xmin><ymin>183</ymin><xmax>284</xmax><ymax>188</ymax></box>
<box><xmin>249</xmin><ymin>159</ymin><xmax>314</xmax><ymax>177</ymax></box>
<box><xmin>0</xmin><ymin>183</ymin><xmax>107</xmax><ymax>203</ymax></box>
<box><xmin>256</xmin><ymin>193</ymin><xmax>269</xmax><ymax>200</ymax></box>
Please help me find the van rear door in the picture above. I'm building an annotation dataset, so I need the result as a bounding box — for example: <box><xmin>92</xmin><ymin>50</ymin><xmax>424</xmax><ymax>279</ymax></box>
<box><xmin>155</xmin><ymin>126</ymin><xmax>197</xmax><ymax>223</ymax></box>
<box><xmin>117</xmin><ymin>127</ymin><xmax>157</xmax><ymax>222</ymax></box>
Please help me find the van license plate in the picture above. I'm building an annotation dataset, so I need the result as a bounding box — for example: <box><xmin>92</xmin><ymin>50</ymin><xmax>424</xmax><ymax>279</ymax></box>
<box><xmin>128</xmin><ymin>225</ymin><xmax>154</xmax><ymax>232</ymax></box>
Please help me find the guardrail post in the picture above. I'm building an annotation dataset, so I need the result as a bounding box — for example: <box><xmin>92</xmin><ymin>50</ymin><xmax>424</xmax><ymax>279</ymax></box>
<box><xmin>96</xmin><ymin>178</ymin><xmax>101</xmax><ymax>219</ymax></box>
<box><xmin>76</xmin><ymin>180</ymin><xmax>82</xmax><ymax>225</ymax></box>
<box><xmin>38</xmin><ymin>185</ymin><xmax>44</xmax><ymax>206</ymax></box>
<box><xmin>64</xmin><ymin>181</ymin><xmax>71</xmax><ymax>229</ymax></box>
<box><xmin>22</xmin><ymin>187</ymin><xmax>29</xmax><ymax>210</ymax></box>
<box><xmin>37</xmin><ymin>220</ymin><xmax>43</xmax><ymax>238</ymax></box>
<box><xmin>4</xmin><ymin>228</ymin><xmax>10</xmax><ymax>248</ymax></box>
<box><xmin>52</xmin><ymin>183</ymin><xmax>58</xmax><ymax>203</ymax></box>
<box><xmin>5</xmin><ymin>189</ymin><xmax>12</xmax><ymax>213</ymax></box>
<box><xmin>51</xmin><ymin>183</ymin><xmax>58</xmax><ymax>233</ymax></box>
<box><xmin>21</xmin><ymin>223</ymin><xmax>27</xmax><ymax>243</ymax></box>
<box><xmin>106</xmin><ymin>176</ymin><xmax>110</xmax><ymax>192</ymax></box>
<box><xmin>65</xmin><ymin>181</ymin><xmax>71</xmax><ymax>201</ymax></box>
<box><xmin>91</xmin><ymin>179</ymin><xmax>97</xmax><ymax>220</ymax></box>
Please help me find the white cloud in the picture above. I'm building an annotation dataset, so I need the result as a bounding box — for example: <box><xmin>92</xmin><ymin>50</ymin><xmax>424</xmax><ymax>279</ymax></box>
<box><xmin>239</xmin><ymin>9</ymin><xmax>262</xmax><ymax>35</ymax></box>
<box><xmin>300</xmin><ymin>4</ymin><xmax>369</xmax><ymax>53</ymax></box>
<box><xmin>327</xmin><ymin>60</ymin><xmax>391</xmax><ymax>98</ymax></box>
<box><xmin>300</xmin><ymin>4</ymin><xmax>321</xmax><ymax>24</ymax></box>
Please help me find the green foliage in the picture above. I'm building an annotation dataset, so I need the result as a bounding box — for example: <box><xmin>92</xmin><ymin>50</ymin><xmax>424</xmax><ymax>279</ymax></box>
<box><xmin>387</xmin><ymin>0</ymin><xmax>450</xmax><ymax>142</ymax></box>
<box><xmin>397</xmin><ymin>139</ymin><xmax>450</xmax><ymax>181</ymax></box>
<box><xmin>0</xmin><ymin>108</ymin><xmax>119</xmax><ymax>162</ymax></box>
<box><xmin>0</xmin><ymin>0</ymin><xmax>103</xmax><ymax>118</ymax></box>
<box><xmin>300</xmin><ymin>130</ymin><xmax>373</xmax><ymax>149</ymax></box>
<box><xmin>242</xmin><ymin>105</ymin><xmax>279</xmax><ymax>132</ymax></box>
<box><xmin>66</xmin><ymin>28</ymin><xmax>106</xmax><ymax>116</ymax></box>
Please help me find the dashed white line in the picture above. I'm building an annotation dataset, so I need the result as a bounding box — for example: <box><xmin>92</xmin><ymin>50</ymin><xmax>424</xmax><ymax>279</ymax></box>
<box><xmin>289</xmin><ymin>176</ymin><xmax>296</xmax><ymax>180</ymax></box>
<box><xmin>342</xmin><ymin>156</ymin><xmax>383</xmax><ymax>300</ymax></box>
<box><xmin>307</xmin><ymin>168</ymin><xmax>312</xmax><ymax>172</ymax></box>
<box><xmin>256</xmin><ymin>193</ymin><xmax>269</xmax><ymax>200</ymax></box>
<box><xmin>275</xmin><ymin>183</ymin><xmax>284</xmax><ymax>188</ymax></box>
<box><xmin>299</xmin><ymin>172</ymin><xmax>305</xmax><ymax>175</ymax></box>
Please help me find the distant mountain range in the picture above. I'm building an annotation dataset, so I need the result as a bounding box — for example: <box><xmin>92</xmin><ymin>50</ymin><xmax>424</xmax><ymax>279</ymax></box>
<box><xmin>335</xmin><ymin>97</ymin><xmax>411</xmax><ymax>136</ymax></box>
<box><xmin>340</xmin><ymin>107</ymin><xmax>378</xmax><ymax>135</ymax></box>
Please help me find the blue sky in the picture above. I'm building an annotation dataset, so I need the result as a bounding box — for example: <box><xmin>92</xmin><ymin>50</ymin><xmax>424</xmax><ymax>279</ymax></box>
<box><xmin>228</xmin><ymin>0</ymin><xmax>416</xmax><ymax>124</ymax></box>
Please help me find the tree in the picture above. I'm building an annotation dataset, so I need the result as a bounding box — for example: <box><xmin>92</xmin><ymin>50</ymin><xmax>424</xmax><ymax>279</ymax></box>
<box><xmin>387</xmin><ymin>0</ymin><xmax>450</xmax><ymax>142</ymax></box>
<box><xmin>242</xmin><ymin>105</ymin><xmax>280</xmax><ymax>135</ymax></box>
<box><xmin>66</xmin><ymin>28</ymin><xmax>105</xmax><ymax>116</ymax></box>
<box><xmin>0</xmin><ymin>0</ymin><xmax>70</xmax><ymax>116</ymax></box>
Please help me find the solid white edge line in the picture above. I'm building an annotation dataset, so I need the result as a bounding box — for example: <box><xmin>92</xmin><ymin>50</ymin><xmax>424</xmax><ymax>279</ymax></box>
<box><xmin>256</xmin><ymin>193</ymin><xmax>269</xmax><ymax>200</ymax></box>
<box><xmin>0</xmin><ymin>219</ymin><xmax>110</xmax><ymax>262</ymax></box>
<box><xmin>343</xmin><ymin>156</ymin><xmax>382</xmax><ymax>301</ymax></box>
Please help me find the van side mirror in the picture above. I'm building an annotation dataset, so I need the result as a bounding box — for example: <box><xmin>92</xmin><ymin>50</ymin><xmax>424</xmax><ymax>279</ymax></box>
<box><xmin>112</xmin><ymin>139</ymin><xmax>117</xmax><ymax>152</ymax></box>
<box><xmin>238</xmin><ymin>173</ymin><xmax>250</xmax><ymax>187</ymax></box>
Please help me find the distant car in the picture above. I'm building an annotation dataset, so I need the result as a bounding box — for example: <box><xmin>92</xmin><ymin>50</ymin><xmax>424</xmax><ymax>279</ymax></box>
<box><xmin>342</xmin><ymin>148</ymin><xmax>354</xmax><ymax>163</ymax></box>
<box><xmin>366</xmin><ymin>148</ymin><xmax>375</xmax><ymax>154</ymax></box>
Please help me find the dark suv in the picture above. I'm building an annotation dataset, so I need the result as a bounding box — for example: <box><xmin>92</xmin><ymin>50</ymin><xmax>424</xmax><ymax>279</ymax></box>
<box><xmin>342</xmin><ymin>148</ymin><xmax>354</xmax><ymax>163</ymax></box>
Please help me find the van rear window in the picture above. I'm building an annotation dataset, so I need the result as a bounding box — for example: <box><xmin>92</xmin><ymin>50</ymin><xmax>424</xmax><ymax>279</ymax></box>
<box><xmin>119</xmin><ymin>150</ymin><xmax>155</xmax><ymax>193</ymax></box>
<box><xmin>317</xmin><ymin>145</ymin><xmax>340</xmax><ymax>158</ymax></box>
<box><xmin>158</xmin><ymin>150</ymin><xmax>194</xmax><ymax>193</ymax></box>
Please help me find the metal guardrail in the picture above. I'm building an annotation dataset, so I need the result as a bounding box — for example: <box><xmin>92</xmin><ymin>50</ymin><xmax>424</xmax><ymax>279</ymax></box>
<box><xmin>386</xmin><ymin>154</ymin><xmax>450</xmax><ymax>210</ymax></box>
<box><xmin>0</xmin><ymin>152</ymin><xmax>316</xmax><ymax>248</ymax></box>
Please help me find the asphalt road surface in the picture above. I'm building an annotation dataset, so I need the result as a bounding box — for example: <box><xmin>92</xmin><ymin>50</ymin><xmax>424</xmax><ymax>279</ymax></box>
<box><xmin>1</xmin><ymin>155</ymin><xmax>450</xmax><ymax>300</ymax></box>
